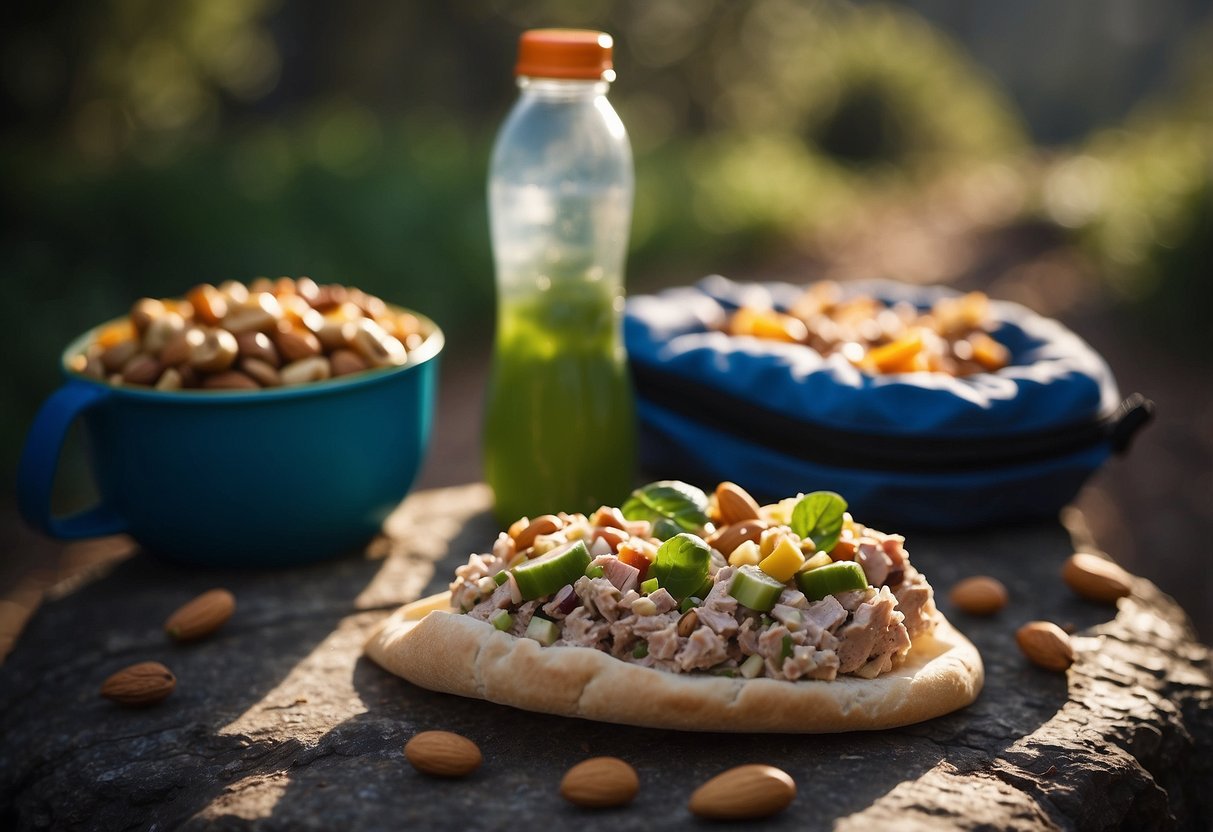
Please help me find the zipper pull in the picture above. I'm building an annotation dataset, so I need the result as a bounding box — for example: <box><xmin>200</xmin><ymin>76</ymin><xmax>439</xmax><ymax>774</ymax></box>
<box><xmin>1107</xmin><ymin>393</ymin><xmax>1154</xmax><ymax>454</ymax></box>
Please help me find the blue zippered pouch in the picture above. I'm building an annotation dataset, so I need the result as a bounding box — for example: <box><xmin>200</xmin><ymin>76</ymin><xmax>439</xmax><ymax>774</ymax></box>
<box><xmin>624</xmin><ymin>276</ymin><xmax>1152</xmax><ymax>529</ymax></box>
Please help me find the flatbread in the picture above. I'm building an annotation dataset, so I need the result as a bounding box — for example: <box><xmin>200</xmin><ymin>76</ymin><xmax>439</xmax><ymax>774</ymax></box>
<box><xmin>365</xmin><ymin>591</ymin><xmax>983</xmax><ymax>733</ymax></box>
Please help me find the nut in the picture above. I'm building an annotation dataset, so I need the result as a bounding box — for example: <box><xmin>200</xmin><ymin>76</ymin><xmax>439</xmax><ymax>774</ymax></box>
<box><xmin>203</xmin><ymin>369</ymin><xmax>260</xmax><ymax>390</ymax></box>
<box><xmin>593</xmin><ymin>526</ymin><xmax>629</xmax><ymax>553</ymax></box>
<box><xmin>1016</xmin><ymin>621</ymin><xmax>1075</xmax><ymax>671</ymax></box>
<box><xmin>240</xmin><ymin>357</ymin><xmax>282</xmax><ymax>387</ymax></box>
<box><xmin>187</xmin><ymin>284</ymin><xmax>228</xmax><ymax>326</ymax></box>
<box><xmin>676</xmin><ymin>608</ymin><xmax>700</xmax><ymax>637</ymax></box>
<box><xmin>560</xmin><ymin>757</ymin><xmax>639</xmax><ymax>808</ymax></box>
<box><xmin>274</xmin><ymin>324</ymin><xmax>322</xmax><ymax>362</ymax></box>
<box><xmin>403</xmin><ymin>730</ymin><xmax>482</xmax><ymax>777</ymax></box>
<box><xmin>330</xmin><ymin>348</ymin><xmax>369</xmax><ymax>377</ymax></box>
<box><xmin>689</xmin><ymin>764</ymin><xmax>796</xmax><ymax>820</ymax></box>
<box><xmin>165</xmin><ymin>588</ymin><xmax>236</xmax><ymax>641</ymax></box>
<box><xmin>279</xmin><ymin>355</ymin><xmax>332</xmax><ymax>386</ymax></box>
<box><xmin>949</xmin><ymin>576</ymin><xmax>1008</xmax><ymax>616</ymax></box>
<box><xmin>715</xmin><ymin>482</ymin><xmax>761</xmax><ymax>524</ymax></box>
<box><xmin>349</xmin><ymin>318</ymin><xmax>408</xmax><ymax>367</ymax></box>
<box><xmin>1063</xmin><ymin>552</ymin><xmax>1132</xmax><ymax>604</ymax></box>
<box><xmin>706</xmin><ymin>520</ymin><xmax>770</xmax><ymax>558</ymax></box>
<box><xmin>513</xmin><ymin>514</ymin><xmax>564</xmax><ymax>551</ymax></box>
<box><xmin>121</xmin><ymin>354</ymin><xmax>163</xmax><ymax>386</ymax></box>
<box><xmin>100</xmin><ymin>661</ymin><xmax>176</xmax><ymax>706</ymax></box>
<box><xmin>189</xmin><ymin>328</ymin><xmax>239</xmax><ymax>373</ymax></box>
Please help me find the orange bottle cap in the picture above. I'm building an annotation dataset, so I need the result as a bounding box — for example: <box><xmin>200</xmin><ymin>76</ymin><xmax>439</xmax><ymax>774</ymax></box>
<box><xmin>515</xmin><ymin>29</ymin><xmax>615</xmax><ymax>81</ymax></box>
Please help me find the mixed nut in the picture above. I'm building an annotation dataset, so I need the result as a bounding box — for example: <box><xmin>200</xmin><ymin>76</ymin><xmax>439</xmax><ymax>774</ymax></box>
<box><xmin>723</xmin><ymin>281</ymin><xmax>1011</xmax><ymax>376</ymax></box>
<box><xmin>69</xmin><ymin>277</ymin><xmax>427</xmax><ymax>391</ymax></box>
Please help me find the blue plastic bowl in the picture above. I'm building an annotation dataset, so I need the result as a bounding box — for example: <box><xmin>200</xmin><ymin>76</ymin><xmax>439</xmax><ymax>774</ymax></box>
<box><xmin>18</xmin><ymin>310</ymin><xmax>443</xmax><ymax>566</ymax></box>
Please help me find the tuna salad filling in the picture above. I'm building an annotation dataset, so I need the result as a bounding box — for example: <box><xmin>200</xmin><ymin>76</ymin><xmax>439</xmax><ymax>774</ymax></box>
<box><xmin>448</xmin><ymin>481</ymin><xmax>939</xmax><ymax>682</ymax></box>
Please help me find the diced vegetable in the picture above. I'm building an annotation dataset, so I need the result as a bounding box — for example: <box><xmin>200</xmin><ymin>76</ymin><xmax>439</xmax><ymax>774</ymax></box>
<box><xmin>651</xmin><ymin>533</ymin><xmax>712</xmax><ymax>602</ymax></box>
<box><xmin>679</xmin><ymin>596</ymin><xmax>702</xmax><ymax>614</ymax></box>
<box><xmin>779</xmin><ymin>635</ymin><xmax>794</xmax><ymax>667</ymax></box>
<box><xmin>632</xmin><ymin>641</ymin><xmax>649</xmax><ymax>659</ymax></box>
<box><xmin>494</xmin><ymin>571</ymin><xmax>510</xmax><ymax>586</ymax></box>
<box><xmin>491</xmin><ymin>610</ymin><xmax>513</xmax><ymax>631</ymax></box>
<box><xmin>800</xmin><ymin>552</ymin><xmax>833</xmax><ymax>572</ymax></box>
<box><xmin>728</xmin><ymin>565</ymin><xmax>785</xmax><ymax>612</ymax></box>
<box><xmin>795</xmin><ymin>561</ymin><xmax>868</xmax><ymax>601</ymax></box>
<box><xmin>512</xmin><ymin>540</ymin><xmax>592</xmax><ymax>601</ymax></box>
<box><xmin>640</xmin><ymin>577</ymin><xmax>660</xmax><ymax>595</ymax></box>
<box><xmin>551</xmin><ymin>584</ymin><xmax>580</xmax><ymax>615</ymax></box>
<box><xmin>727</xmin><ymin>539</ymin><xmax>762</xmax><ymax>567</ymax></box>
<box><xmin>759</xmin><ymin>537</ymin><xmax>805</xmax><ymax>582</ymax></box>
<box><xmin>790</xmin><ymin>491</ymin><xmax>847</xmax><ymax>554</ymax></box>
<box><xmin>617</xmin><ymin>542</ymin><xmax>654</xmax><ymax>582</ymax></box>
<box><xmin>739</xmin><ymin>654</ymin><xmax>765</xmax><ymax>678</ymax></box>
<box><xmin>585</xmin><ymin>564</ymin><xmax>605</xmax><ymax>579</ymax></box>
<box><xmin>524</xmin><ymin>616</ymin><xmax>560</xmax><ymax>645</ymax></box>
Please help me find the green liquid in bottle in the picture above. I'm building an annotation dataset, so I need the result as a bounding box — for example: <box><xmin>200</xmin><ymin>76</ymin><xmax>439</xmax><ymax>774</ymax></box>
<box><xmin>483</xmin><ymin>276</ymin><xmax>635</xmax><ymax>524</ymax></box>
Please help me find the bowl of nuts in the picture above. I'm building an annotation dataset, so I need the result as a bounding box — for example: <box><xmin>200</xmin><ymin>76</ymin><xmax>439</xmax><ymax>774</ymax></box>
<box><xmin>18</xmin><ymin>277</ymin><xmax>443</xmax><ymax>566</ymax></box>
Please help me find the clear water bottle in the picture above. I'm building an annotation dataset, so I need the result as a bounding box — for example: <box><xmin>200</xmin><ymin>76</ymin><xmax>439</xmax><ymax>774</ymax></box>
<box><xmin>484</xmin><ymin>29</ymin><xmax>636</xmax><ymax>523</ymax></box>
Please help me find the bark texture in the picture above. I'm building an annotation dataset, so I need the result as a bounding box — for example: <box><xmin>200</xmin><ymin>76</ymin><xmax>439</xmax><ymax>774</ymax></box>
<box><xmin>1</xmin><ymin>485</ymin><xmax>1209</xmax><ymax>830</ymax></box>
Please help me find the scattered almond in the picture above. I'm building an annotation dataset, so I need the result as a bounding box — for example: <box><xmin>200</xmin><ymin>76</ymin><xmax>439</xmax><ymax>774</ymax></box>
<box><xmin>715</xmin><ymin>482</ymin><xmax>761</xmax><ymax>525</ymax></box>
<box><xmin>1016</xmin><ymin>621</ymin><xmax>1075</xmax><ymax>671</ymax></box>
<box><xmin>513</xmin><ymin>514</ymin><xmax>563</xmax><ymax>551</ymax></box>
<box><xmin>100</xmin><ymin>661</ymin><xmax>176</xmax><ymax>706</ymax></box>
<box><xmin>706</xmin><ymin>520</ymin><xmax>769</xmax><ymax>559</ymax></box>
<box><xmin>404</xmin><ymin>730</ymin><xmax>482</xmax><ymax>777</ymax></box>
<box><xmin>689</xmin><ymin>764</ymin><xmax>796</xmax><ymax>820</ymax></box>
<box><xmin>165</xmin><ymin>588</ymin><xmax>236</xmax><ymax>641</ymax></box>
<box><xmin>949</xmin><ymin>576</ymin><xmax>1008</xmax><ymax>616</ymax></box>
<box><xmin>1063</xmin><ymin>552</ymin><xmax>1132</xmax><ymax>603</ymax></box>
<box><xmin>560</xmin><ymin>757</ymin><xmax>639</xmax><ymax>808</ymax></box>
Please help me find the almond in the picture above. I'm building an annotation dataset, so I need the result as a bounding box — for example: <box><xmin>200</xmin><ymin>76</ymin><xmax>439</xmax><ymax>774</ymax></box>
<box><xmin>404</xmin><ymin>730</ymin><xmax>482</xmax><ymax>777</ymax></box>
<box><xmin>706</xmin><ymin>520</ymin><xmax>770</xmax><ymax>559</ymax></box>
<box><xmin>100</xmin><ymin>661</ymin><xmax>176</xmax><ymax>706</ymax></box>
<box><xmin>715</xmin><ymin>482</ymin><xmax>761</xmax><ymax>525</ymax></box>
<box><xmin>165</xmin><ymin>589</ymin><xmax>236</xmax><ymax>641</ymax></box>
<box><xmin>1016</xmin><ymin>621</ymin><xmax>1075</xmax><ymax>671</ymax></box>
<box><xmin>949</xmin><ymin>576</ymin><xmax>1008</xmax><ymax>616</ymax></box>
<box><xmin>512</xmin><ymin>514</ymin><xmax>563</xmax><ymax>551</ymax></box>
<box><xmin>689</xmin><ymin>764</ymin><xmax>796</xmax><ymax>820</ymax></box>
<box><xmin>560</xmin><ymin>757</ymin><xmax>639</xmax><ymax>808</ymax></box>
<box><xmin>1062</xmin><ymin>552</ymin><xmax>1132</xmax><ymax>603</ymax></box>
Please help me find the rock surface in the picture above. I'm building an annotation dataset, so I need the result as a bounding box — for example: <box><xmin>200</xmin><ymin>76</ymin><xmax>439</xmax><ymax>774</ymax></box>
<box><xmin>0</xmin><ymin>484</ymin><xmax>1209</xmax><ymax>830</ymax></box>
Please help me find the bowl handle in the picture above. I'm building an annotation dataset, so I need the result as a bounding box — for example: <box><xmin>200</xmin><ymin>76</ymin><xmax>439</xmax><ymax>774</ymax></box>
<box><xmin>17</xmin><ymin>380</ymin><xmax>128</xmax><ymax>539</ymax></box>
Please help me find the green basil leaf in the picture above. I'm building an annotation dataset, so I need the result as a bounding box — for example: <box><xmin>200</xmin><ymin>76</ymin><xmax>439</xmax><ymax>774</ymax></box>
<box><xmin>621</xmin><ymin>480</ymin><xmax>711</xmax><ymax>538</ymax></box>
<box><xmin>790</xmin><ymin>491</ymin><xmax>848</xmax><ymax>554</ymax></box>
<box><xmin>651</xmin><ymin>518</ymin><xmax>683</xmax><ymax>541</ymax></box>
<box><xmin>651</xmin><ymin>533</ymin><xmax>712</xmax><ymax>602</ymax></box>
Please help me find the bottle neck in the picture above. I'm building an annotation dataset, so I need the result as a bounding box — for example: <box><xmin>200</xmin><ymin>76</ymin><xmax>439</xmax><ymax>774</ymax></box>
<box><xmin>516</xmin><ymin>76</ymin><xmax>610</xmax><ymax>100</ymax></box>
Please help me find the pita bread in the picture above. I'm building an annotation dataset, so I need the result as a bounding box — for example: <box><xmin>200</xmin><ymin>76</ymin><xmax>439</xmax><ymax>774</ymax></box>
<box><xmin>365</xmin><ymin>591</ymin><xmax>983</xmax><ymax>733</ymax></box>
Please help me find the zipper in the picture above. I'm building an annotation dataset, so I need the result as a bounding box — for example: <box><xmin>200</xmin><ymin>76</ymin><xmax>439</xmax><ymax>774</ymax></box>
<box><xmin>631</xmin><ymin>362</ymin><xmax>1153</xmax><ymax>474</ymax></box>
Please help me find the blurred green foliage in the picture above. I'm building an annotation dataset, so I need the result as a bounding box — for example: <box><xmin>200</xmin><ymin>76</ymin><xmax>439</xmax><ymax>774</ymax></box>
<box><xmin>1040</xmin><ymin>23</ymin><xmax>1213</xmax><ymax>352</ymax></box>
<box><xmin>2</xmin><ymin>0</ymin><xmax>1209</xmax><ymax>503</ymax></box>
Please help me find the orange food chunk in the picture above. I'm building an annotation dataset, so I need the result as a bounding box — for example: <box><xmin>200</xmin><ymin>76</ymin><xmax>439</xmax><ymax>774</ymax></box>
<box><xmin>96</xmin><ymin>320</ymin><xmax>135</xmax><ymax>349</ymax></box>
<box><xmin>864</xmin><ymin>332</ymin><xmax>924</xmax><ymax>373</ymax></box>
<box><xmin>969</xmin><ymin>333</ymin><xmax>1010</xmax><ymax>371</ymax></box>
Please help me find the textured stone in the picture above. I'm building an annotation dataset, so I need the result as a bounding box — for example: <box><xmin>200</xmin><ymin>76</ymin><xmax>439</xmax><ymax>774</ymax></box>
<box><xmin>0</xmin><ymin>485</ymin><xmax>1209</xmax><ymax>831</ymax></box>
